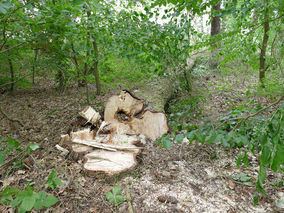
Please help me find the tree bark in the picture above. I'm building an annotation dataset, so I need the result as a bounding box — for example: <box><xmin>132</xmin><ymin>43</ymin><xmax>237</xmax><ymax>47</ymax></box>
<box><xmin>32</xmin><ymin>48</ymin><xmax>38</xmax><ymax>85</ymax></box>
<box><xmin>259</xmin><ymin>3</ymin><xmax>269</xmax><ymax>87</ymax></box>
<box><xmin>84</xmin><ymin>45</ymin><xmax>90</xmax><ymax>104</ymax></box>
<box><xmin>92</xmin><ymin>38</ymin><xmax>101</xmax><ymax>95</ymax></box>
<box><xmin>7</xmin><ymin>47</ymin><xmax>14</xmax><ymax>91</ymax></box>
<box><xmin>210</xmin><ymin>1</ymin><xmax>221</xmax><ymax>69</ymax></box>
<box><xmin>71</xmin><ymin>43</ymin><xmax>84</xmax><ymax>87</ymax></box>
<box><xmin>131</xmin><ymin>77</ymin><xmax>175</xmax><ymax>113</ymax></box>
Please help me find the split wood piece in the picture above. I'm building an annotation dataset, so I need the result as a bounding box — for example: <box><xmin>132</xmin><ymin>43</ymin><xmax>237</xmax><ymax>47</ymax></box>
<box><xmin>70</xmin><ymin>129</ymin><xmax>95</xmax><ymax>153</ymax></box>
<box><xmin>83</xmin><ymin>150</ymin><xmax>138</xmax><ymax>175</ymax></box>
<box><xmin>97</xmin><ymin>121</ymin><xmax>112</xmax><ymax>135</ymax></box>
<box><xmin>72</xmin><ymin>138</ymin><xmax>142</xmax><ymax>153</ymax></box>
<box><xmin>104</xmin><ymin>90</ymin><xmax>169</xmax><ymax>140</ymax></box>
<box><xmin>95</xmin><ymin>134</ymin><xmax>146</xmax><ymax>147</ymax></box>
<box><xmin>79</xmin><ymin>106</ymin><xmax>101</xmax><ymax>126</ymax></box>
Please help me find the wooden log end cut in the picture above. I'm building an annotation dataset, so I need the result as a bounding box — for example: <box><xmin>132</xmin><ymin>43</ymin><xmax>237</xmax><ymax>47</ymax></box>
<box><xmin>104</xmin><ymin>90</ymin><xmax>169</xmax><ymax>140</ymax></box>
<box><xmin>83</xmin><ymin>150</ymin><xmax>138</xmax><ymax>175</ymax></box>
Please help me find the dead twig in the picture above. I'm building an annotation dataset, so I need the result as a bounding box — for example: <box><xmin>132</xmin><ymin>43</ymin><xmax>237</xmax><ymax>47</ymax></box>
<box><xmin>214</xmin><ymin>95</ymin><xmax>284</xmax><ymax>131</ymax></box>
<box><xmin>0</xmin><ymin>153</ymin><xmax>24</xmax><ymax>173</ymax></box>
<box><xmin>0</xmin><ymin>105</ymin><xmax>24</xmax><ymax>127</ymax></box>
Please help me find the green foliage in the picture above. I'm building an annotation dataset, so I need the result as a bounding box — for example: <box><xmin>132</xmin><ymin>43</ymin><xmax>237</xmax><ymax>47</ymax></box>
<box><xmin>106</xmin><ymin>186</ymin><xmax>126</xmax><ymax>208</ymax></box>
<box><xmin>232</xmin><ymin>173</ymin><xmax>253</xmax><ymax>186</ymax></box>
<box><xmin>47</xmin><ymin>170</ymin><xmax>63</xmax><ymax>189</ymax></box>
<box><xmin>0</xmin><ymin>137</ymin><xmax>21</xmax><ymax>165</ymax></box>
<box><xmin>168</xmin><ymin>96</ymin><xmax>203</xmax><ymax>131</ymax></box>
<box><xmin>160</xmin><ymin>99</ymin><xmax>284</xmax><ymax>203</ymax></box>
<box><xmin>0</xmin><ymin>137</ymin><xmax>39</xmax><ymax>168</ymax></box>
<box><xmin>157</xmin><ymin>135</ymin><xmax>173</xmax><ymax>149</ymax></box>
<box><xmin>0</xmin><ymin>185</ymin><xmax>59</xmax><ymax>213</ymax></box>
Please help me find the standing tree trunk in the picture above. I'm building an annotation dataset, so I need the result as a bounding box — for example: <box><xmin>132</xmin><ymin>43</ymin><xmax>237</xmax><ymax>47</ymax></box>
<box><xmin>7</xmin><ymin>48</ymin><xmax>14</xmax><ymax>91</ymax></box>
<box><xmin>259</xmin><ymin>3</ymin><xmax>269</xmax><ymax>87</ymax></box>
<box><xmin>84</xmin><ymin>45</ymin><xmax>90</xmax><ymax>104</ymax></box>
<box><xmin>32</xmin><ymin>48</ymin><xmax>38</xmax><ymax>85</ymax></box>
<box><xmin>71</xmin><ymin>43</ymin><xmax>84</xmax><ymax>87</ymax></box>
<box><xmin>92</xmin><ymin>38</ymin><xmax>101</xmax><ymax>95</ymax></box>
<box><xmin>210</xmin><ymin>1</ymin><xmax>221</xmax><ymax>69</ymax></box>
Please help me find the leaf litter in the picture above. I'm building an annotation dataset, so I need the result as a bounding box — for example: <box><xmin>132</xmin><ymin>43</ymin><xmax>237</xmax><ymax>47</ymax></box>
<box><xmin>0</xmin><ymin>75</ymin><xmax>283</xmax><ymax>212</ymax></box>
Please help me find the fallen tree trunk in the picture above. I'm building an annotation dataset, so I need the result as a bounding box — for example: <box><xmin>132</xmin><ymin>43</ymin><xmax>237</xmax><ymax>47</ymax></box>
<box><xmin>60</xmin><ymin>76</ymin><xmax>180</xmax><ymax>175</ymax></box>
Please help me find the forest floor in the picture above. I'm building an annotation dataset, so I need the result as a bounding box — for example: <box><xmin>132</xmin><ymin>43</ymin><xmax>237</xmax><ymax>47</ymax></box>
<box><xmin>0</xmin><ymin>69</ymin><xmax>283</xmax><ymax>213</ymax></box>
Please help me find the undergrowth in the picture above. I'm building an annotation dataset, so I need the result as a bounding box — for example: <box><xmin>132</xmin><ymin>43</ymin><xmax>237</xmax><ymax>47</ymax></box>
<box><xmin>160</xmin><ymin>95</ymin><xmax>284</xmax><ymax>204</ymax></box>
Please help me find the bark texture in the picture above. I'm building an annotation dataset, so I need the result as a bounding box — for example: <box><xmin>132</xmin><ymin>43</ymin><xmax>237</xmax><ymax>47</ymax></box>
<box><xmin>259</xmin><ymin>4</ymin><xmax>269</xmax><ymax>86</ymax></box>
<box><xmin>210</xmin><ymin>1</ymin><xmax>221</xmax><ymax>69</ymax></box>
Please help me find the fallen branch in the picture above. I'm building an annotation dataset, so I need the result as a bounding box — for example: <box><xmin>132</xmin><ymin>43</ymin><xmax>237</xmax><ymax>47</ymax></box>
<box><xmin>0</xmin><ymin>73</ymin><xmax>31</xmax><ymax>88</ymax></box>
<box><xmin>214</xmin><ymin>95</ymin><xmax>284</xmax><ymax>131</ymax></box>
<box><xmin>0</xmin><ymin>153</ymin><xmax>23</xmax><ymax>172</ymax></box>
<box><xmin>0</xmin><ymin>105</ymin><xmax>24</xmax><ymax>127</ymax></box>
<box><xmin>72</xmin><ymin>138</ymin><xmax>143</xmax><ymax>152</ymax></box>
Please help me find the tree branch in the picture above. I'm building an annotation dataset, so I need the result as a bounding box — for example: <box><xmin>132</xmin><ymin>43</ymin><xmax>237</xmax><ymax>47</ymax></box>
<box><xmin>214</xmin><ymin>95</ymin><xmax>284</xmax><ymax>131</ymax></box>
<box><xmin>0</xmin><ymin>105</ymin><xmax>24</xmax><ymax>127</ymax></box>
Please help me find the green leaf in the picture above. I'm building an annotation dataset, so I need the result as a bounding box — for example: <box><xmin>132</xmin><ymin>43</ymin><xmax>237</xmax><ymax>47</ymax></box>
<box><xmin>43</xmin><ymin>195</ymin><xmax>58</xmax><ymax>207</ymax></box>
<box><xmin>253</xmin><ymin>193</ymin><xmax>259</xmax><ymax>206</ymax></box>
<box><xmin>232</xmin><ymin>173</ymin><xmax>252</xmax><ymax>182</ymax></box>
<box><xmin>256</xmin><ymin>179</ymin><xmax>267</xmax><ymax>196</ymax></box>
<box><xmin>259</xmin><ymin>134</ymin><xmax>267</xmax><ymax>145</ymax></box>
<box><xmin>236</xmin><ymin>154</ymin><xmax>242</xmax><ymax>168</ymax></box>
<box><xmin>7</xmin><ymin>137</ymin><xmax>20</xmax><ymax>149</ymax></box>
<box><xmin>106</xmin><ymin>191</ymin><xmax>114</xmax><ymax>204</ymax></box>
<box><xmin>106</xmin><ymin>186</ymin><xmax>126</xmax><ymax>207</ymax></box>
<box><xmin>11</xmin><ymin>198</ymin><xmax>21</xmax><ymax>208</ymax></box>
<box><xmin>271</xmin><ymin>146</ymin><xmax>284</xmax><ymax>172</ymax></box>
<box><xmin>0</xmin><ymin>152</ymin><xmax>5</xmax><ymax>165</ymax></box>
<box><xmin>186</xmin><ymin>131</ymin><xmax>196</xmax><ymax>142</ymax></box>
<box><xmin>114</xmin><ymin>195</ymin><xmax>126</xmax><ymax>207</ymax></box>
<box><xmin>205</xmin><ymin>131</ymin><xmax>217</xmax><ymax>144</ymax></box>
<box><xmin>161</xmin><ymin>137</ymin><xmax>172</xmax><ymax>149</ymax></box>
<box><xmin>260</xmin><ymin>146</ymin><xmax>271</xmax><ymax>166</ymax></box>
<box><xmin>243</xmin><ymin>152</ymin><xmax>249</xmax><ymax>167</ymax></box>
<box><xmin>112</xmin><ymin>185</ymin><xmax>121</xmax><ymax>195</ymax></box>
<box><xmin>20</xmin><ymin>196</ymin><xmax>36</xmax><ymax>211</ymax></box>
<box><xmin>175</xmin><ymin>134</ymin><xmax>184</xmax><ymax>144</ymax></box>
<box><xmin>26</xmin><ymin>143</ymin><xmax>40</xmax><ymax>154</ymax></box>
<box><xmin>33</xmin><ymin>191</ymin><xmax>47</xmax><ymax>210</ymax></box>
<box><xmin>34</xmin><ymin>200</ymin><xmax>44</xmax><ymax>211</ymax></box>
<box><xmin>48</xmin><ymin>171</ymin><xmax>57</xmax><ymax>185</ymax></box>
<box><xmin>54</xmin><ymin>178</ymin><xmax>63</xmax><ymax>187</ymax></box>
<box><xmin>258</xmin><ymin>164</ymin><xmax>267</xmax><ymax>183</ymax></box>
<box><xmin>0</xmin><ymin>2</ymin><xmax>12</xmax><ymax>14</ymax></box>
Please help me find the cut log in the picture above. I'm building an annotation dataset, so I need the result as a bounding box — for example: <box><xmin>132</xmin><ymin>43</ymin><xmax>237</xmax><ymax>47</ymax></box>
<box><xmin>104</xmin><ymin>90</ymin><xmax>170</xmax><ymax>140</ymax></box>
<box><xmin>79</xmin><ymin>106</ymin><xmax>101</xmax><ymax>126</ymax></box>
<box><xmin>61</xmin><ymin>78</ymin><xmax>176</xmax><ymax>175</ymax></box>
<box><xmin>84</xmin><ymin>150</ymin><xmax>138</xmax><ymax>175</ymax></box>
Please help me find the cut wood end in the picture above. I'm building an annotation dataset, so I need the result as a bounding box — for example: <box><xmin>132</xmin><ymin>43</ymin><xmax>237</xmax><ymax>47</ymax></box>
<box><xmin>83</xmin><ymin>150</ymin><xmax>138</xmax><ymax>175</ymax></box>
<box><xmin>70</xmin><ymin>129</ymin><xmax>95</xmax><ymax>153</ymax></box>
<box><xmin>79</xmin><ymin>106</ymin><xmax>101</xmax><ymax>125</ymax></box>
<box><xmin>104</xmin><ymin>91</ymin><xmax>169</xmax><ymax>140</ymax></box>
<box><xmin>104</xmin><ymin>91</ymin><xmax>144</xmax><ymax>122</ymax></box>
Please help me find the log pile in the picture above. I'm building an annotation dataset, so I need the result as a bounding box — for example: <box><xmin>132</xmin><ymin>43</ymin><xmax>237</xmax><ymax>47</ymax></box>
<box><xmin>60</xmin><ymin>90</ymin><xmax>170</xmax><ymax>175</ymax></box>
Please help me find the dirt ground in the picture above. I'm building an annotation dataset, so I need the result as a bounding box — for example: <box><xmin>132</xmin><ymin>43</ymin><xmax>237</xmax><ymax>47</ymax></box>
<box><xmin>0</xmin><ymin>73</ymin><xmax>283</xmax><ymax>213</ymax></box>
